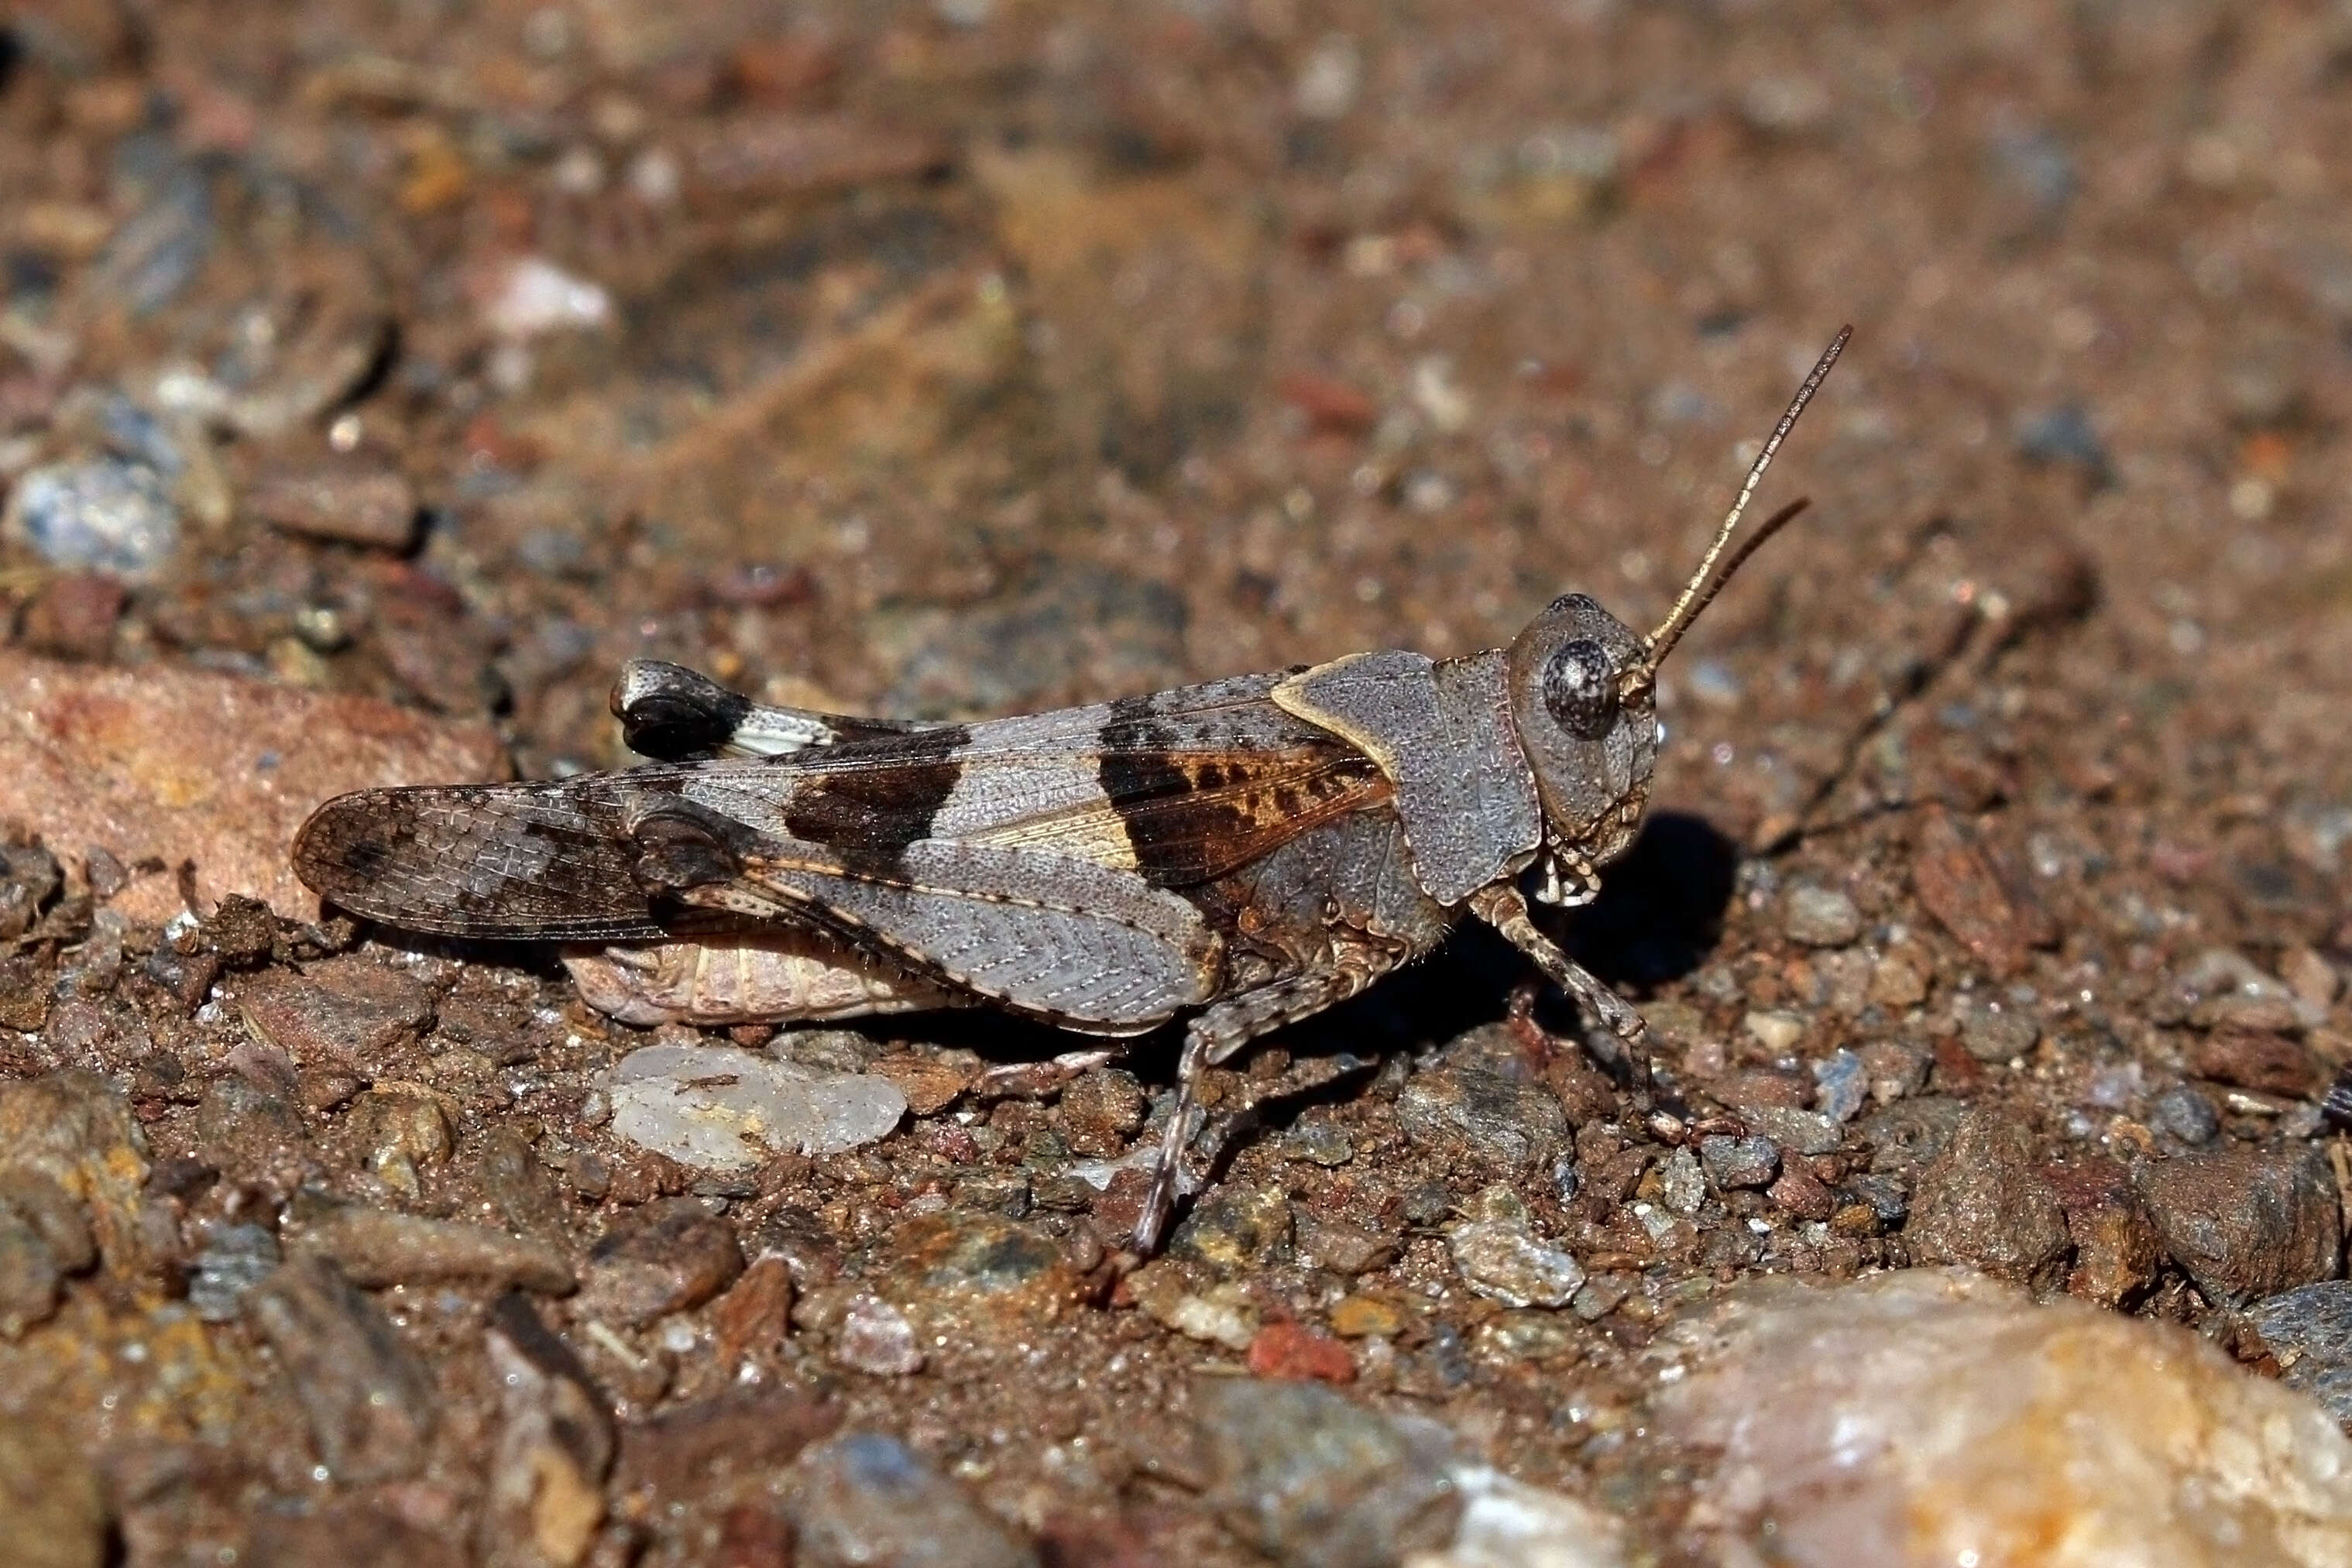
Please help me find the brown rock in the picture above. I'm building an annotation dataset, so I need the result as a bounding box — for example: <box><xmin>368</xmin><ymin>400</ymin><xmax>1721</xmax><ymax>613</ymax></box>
<box><xmin>712</xmin><ymin>1254</ymin><xmax>795</xmax><ymax>1365</ymax></box>
<box><xmin>2042</xmin><ymin>1158</ymin><xmax>2162</xmax><ymax>1307</ymax></box>
<box><xmin>578</xmin><ymin>1199</ymin><xmax>744</xmax><ymax>1326</ymax></box>
<box><xmin>0</xmin><ymin>1071</ymin><xmax>154</xmax><ymax>1281</ymax></box>
<box><xmin>297</xmin><ymin>1206</ymin><xmax>575</xmax><ymax>1293</ymax></box>
<box><xmin>867</xmin><ymin>1051</ymin><xmax>975</xmax><ymax>1116</ymax></box>
<box><xmin>616</xmin><ymin>1389</ymin><xmax>843</xmax><ymax>1500</ymax></box>
<box><xmin>2188</xmin><ymin>1028</ymin><xmax>2323</xmax><ymax>1099</ymax></box>
<box><xmin>0</xmin><ymin>651</ymin><xmax>503</xmax><ymax>924</ymax></box>
<box><xmin>1904</xmin><ymin>1108</ymin><xmax>2071</xmax><ymax>1290</ymax></box>
<box><xmin>2134</xmin><ymin>1144</ymin><xmax>2341</xmax><ymax>1306</ymax></box>
<box><xmin>18</xmin><ymin>571</ymin><xmax>124</xmax><ymax>660</ymax></box>
<box><xmin>239</xmin><ymin>961</ymin><xmax>436</xmax><ymax>1069</ymax></box>
<box><xmin>484</xmin><ymin>1293</ymin><xmax>613</xmax><ymax>1568</ymax></box>
<box><xmin>246</xmin><ymin>1254</ymin><xmax>437</xmax><ymax>1484</ymax></box>
<box><xmin>0</xmin><ymin>1422</ymin><xmax>107</xmax><ymax>1568</ymax></box>
<box><xmin>1910</xmin><ymin>808</ymin><xmax>2028</xmax><ymax>980</ymax></box>
<box><xmin>245</xmin><ymin>459</ymin><xmax>419</xmax><ymax>549</ymax></box>
<box><xmin>1769</xmin><ymin>1168</ymin><xmax>1837</xmax><ymax>1221</ymax></box>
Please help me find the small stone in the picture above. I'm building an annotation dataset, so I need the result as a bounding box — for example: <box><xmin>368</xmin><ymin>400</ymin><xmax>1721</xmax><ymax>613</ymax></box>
<box><xmin>1741</xmin><ymin>1105</ymin><xmax>1842</xmax><ymax>1157</ymax></box>
<box><xmin>2248</xmin><ymin>1282</ymin><xmax>2352</xmax><ymax>1431</ymax></box>
<box><xmin>1698</xmin><ymin>1134</ymin><xmax>1780</xmax><ymax>1189</ymax></box>
<box><xmin>0</xmin><ymin>1198</ymin><xmax>69</xmax><ymax>1339</ymax></box>
<box><xmin>1769</xmin><ymin>1167</ymin><xmax>1836</xmax><ymax>1221</ymax></box>
<box><xmin>1811</xmin><ymin>1048</ymin><xmax>1868</xmax><ymax>1121</ymax></box>
<box><xmin>2151</xmin><ymin>1084</ymin><xmax>2221</xmax><ymax>1144</ymax></box>
<box><xmin>712</xmin><ymin>1255</ymin><xmax>795</xmax><ymax>1366</ymax></box>
<box><xmin>1911</xmin><ymin>808</ymin><xmax>2029</xmax><ymax>979</ymax></box>
<box><xmin>194</xmin><ymin>1075</ymin><xmax>309</xmax><ymax>1173</ymax></box>
<box><xmin>245</xmin><ymin>1254</ymin><xmax>437</xmax><ymax>1484</ymax></box>
<box><xmin>1282</xmin><ymin>1120</ymin><xmax>1356</xmax><ymax>1167</ymax></box>
<box><xmin>3</xmin><ymin>457</ymin><xmax>179</xmax><ymax>580</ymax></box>
<box><xmin>484</xmin><ymin>1294</ymin><xmax>613</xmax><ymax>1568</ymax></box>
<box><xmin>608</xmin><ymin>1043</ymin><xmax>907</xmax><ymax>1169</ymax></box>
<box><xmin>1571</xmin><ymin>1273</ymin><xmax>1637</xmax><ymax>1322</ymax></box>
<box><xmin>245</xmin><ymin>459</ymin><xmax>420</xmax><ymax>549</ymax></box>
<box><xmin>1397</xmin><ymin>1065</ymin><xmax>1569</xmax><ymax>1172</ymax></box>
<box><xmin>786</xmin><ymin>1432</ymin><xmax>1035</xmax><ymax>1568</ymax></box>
<box><xmin>1959</xmin><ymin>1003</ymin><xmax>2040</xmax><ymax>1063</ymax></box>
<box><xmin>1743</xmin><ymin>1010</ymin><xmax>1805</xmax><ymax>1054</ymax></box>
<box><xmin>1057</xmin><ymin>1068</ymin><xmax>1145</xmax><ymax>1158</ymax></box>
<box><xmin>0</xmin><ymin>1071</ymin><xmax>155</xmax><ymax>1282</ymax></box>
<box><xmin>1660</xmin><ymin>1147</ymin><xmax>1706</xmax><ymax>1216</ymax></box>
<box><xmin>577</xmin><ymin>1199</ymin><xmax>744</xmax><ymax>1326</ymax></box>
<box><xmin>833</xmin><ymin>1294</ymin><xmax>923</xmax><ymax>1375</ymax></box>
<box><xmin>1328</xmin><ymin>1295</ymin><xmax>1405</xmax><ymax>1339</ymax></box>
<box><xmin>344</xmin><ymin>1086</ymin><xmax>455</xmax><ymax>1195</ymax></box>
<box><xmin>239</xmin><ymin>966</ymin><xmax>435</xmax><ymax>1070</ymax></box>
<box><xmin>2134</xmin><ymin>1144</ymin><xmax>2341</xmax><ymax>1306</ymax></box>
<box><xmin>1193</xmin><ymin>1378</ymin><xmax>1461</xmax><ymax>1568</ymax></box>
<box><xmin>1447</xmin><ymin>1188</ymin><xmax>1585</xmax><ymax>1309</ymax></box>
<box><xmin>953</xmin><ymin>1168</ymin><xmax>1031</xmax><ymax>1216</ymax></box>
<box><xmin>878</xmin><ymin>1210</ymin><xmax>1088</xmax><ymax>1335</ymax></box>
<box><xmin>1654</xmin><ymin>1269</ymin><xmax>2352</xmax><ymax>1565</ymax></box>
<box><xmin>614</xmin><ymin>1390</ymin><xmax>843</xmax><ymax>1500</ymax></box>
<box><xmin>1295</xmin><ymin>1211</ymin><xmax>1398</xmax><ymax>1276</ymax></box>
<box><xmin>1904</xmin><ymin>1109</ymin><xmax>2071</xmax><ymax>1290</ymax></box>
<box><xmin>2189</xmin><ymin>1028</ymin><xmax>2323</xmax><ymax>1098</ymax></box>
<box><xmin>1173</xmin><ymin>1183</ymin><xmax>1293</xmax><ymax>1275</ymax></box>
<box><xmin>0</xmin><ymin>1422</ymin><xmax>108</xmax><ymax>1568</ymax></box>
<box><xmin>19</xmin><ymin>571</ymin><xmax>125</xmax><ymax>661</ymax></box>
<box><xmin>297</xmin><ymin>1206</ymin><xmax>574</xmax><ymax>1293</ymax></box>
<box><xmin>186</xmin><ymin>1220</ymin><xmax>280</xmax><ymax>1322</ymax></box>
<box><xmin>867</xmin><ymin>1052</ymin><xmax>976</xmax><ymax>1116</ymax></box>
<box><xmin>2043</xmin><ymin>1158</ymin><xmax>2163</xmax><ymax>1308</ymax></box>
<box><xmin>1868</xmin><ymin>952</ymin><xmax>1930</xmax><ymax>1010</ymax></box>
<box><xmin>1248</xmin><ymin>1323</ymin><xmax>1356</xmax><ymax>1384</ymax></box>
<box><xmin>1782</xmin><ymin>884</ymin><xmax>1862</xmax><ymax>947</ymax></box>
<box><xmin>2282</xmin><ymin>948</ymin><xmax>2343</xmax><ymax>1010</ymax></box>
<box><xmin>1857</xmin><ymin>1038</ymin><xmax>1931</xmax><ymax>1103</ymax></box>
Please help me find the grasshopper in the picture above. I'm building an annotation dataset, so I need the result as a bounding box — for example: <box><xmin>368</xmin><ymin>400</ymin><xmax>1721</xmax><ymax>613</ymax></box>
<box><xmin>294</xmin><ymin>328</ymin><xmax>1848</xmax><ymax>1249</ymax></box>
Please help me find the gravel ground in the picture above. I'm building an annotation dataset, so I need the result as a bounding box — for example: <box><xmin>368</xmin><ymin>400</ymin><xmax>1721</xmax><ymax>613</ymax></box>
<box><xmin>6</xmin><ymin>2</ymin><xmax>2352</xmax><ymax>1565</ymax></box>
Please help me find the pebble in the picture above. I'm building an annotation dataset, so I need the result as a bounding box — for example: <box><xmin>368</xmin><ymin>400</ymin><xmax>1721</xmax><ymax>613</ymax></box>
<box><xmin>712</xmin><ymin>1255</ymin><xmax>795</xmax><ymax>1365</ymax></box>
<box><xmin>1294</xmin><ymin>1211</ymin><xmax>1399</xmax><ymax>1276</ymax></box>
<box><xmin>3</xmin><ymin>457</ymin><xmax>179</xmax><ymax>580</ymax></box>
<box><xmin>786</xmin><ymin>1432</ymin><xmax>1036</xmax><ymax>1568</ymax></box>
<box><xmin>1902</xmin><ymin>1108</ymin><xmax>2071</xmax><ymax>1290</ymax></box>
<box><xmin>1809</xmin><ymin>1048</ymin><xmax>1868</xmax><ymax>1121</ymax></box>
<box><xmin>877</xmin><ymin>1210</ymin><xmax>1088</xmax><ymax>1336</ymax></box>
<box><xmin>297</xmin><ymin>1206</ymin><xmax>575</xmax><ymax>1293</ymax></box>
<box><xmin>0</xmin><ymin>1072</ymin><xmax>156</xmax><ymax>1282</ymax></box>
<box><xmin>1742</xmin><ymin>1010</ymin><xmax>1804</xmax><ymax>1054</ymax></box>
<box><xmin>1659</xmin><ymin>1146</ymin><xmax>1706</xmax><ymax>1216</ymax></box>
<box><xmin>2134</xmin><ymin>1143</ymin><xmax>2340</xmax><ymax>1306</ymax></box>
<box><xmin>1194</xmin><ymin>1378</ymin><xmax>1462</xmax><ymax>1568</ymax></box>
<box><xmin>613</xmin><ymin>1388</ymin><xmax>844</xmax><ymax>1500</ymax></box>
<box><xmin>2248</xmin><ymin>1282</ymin><xmax>2352</xmax><ymax>1430</ymax></box>
<box><xmin>1909</xmin><ymin>808</ymin><xmax>2030</xmax><ymax>979</ymax></box>
<box><xmin>1653</xmin><ymin>1268</ymin><xmax>2352</xmax><ymax>1566</ymax></box>
<box><xmin>2151</xmin><ymin>1083</ymin><xmax>2221</xmax><ymax>1144</ymax></box>
<box><xmin>1698</xmin><ymin>1135</ymin><xmax>1779</xmax><ymax>1190</ymax></box>
<box><xmin>0</xmin><ymin>651</ymin><xmax>503</xmax><ymax>925</ymax></box>
<box><xmin>19</xmin><ymin>571</ymin><xmax>125</xmax><ymax>660</ymax></box>
<box><xmin>1958</xmin><ymin>1001</ymin><xmax>2040</xmax><ymax>1063</ymax></box>
<box><xmin>1447</xmin><ymin>1187</ymin><xmax>1585</xmax><ymax>1309</ymax></box>
<box><xmin>1781</xmin><ymin>884</ymin><xmax>1862</xmax><ymax>947</ymax></box>
<box><xmin>833</xmin><ymin>1294</ymin><xmax>924</xmax><ymax>1375</ymax></box>
<box><xmin>1739</xmin><ymin>1105</ymin><xmax>1841</xmax><ymax>1157</ymax></box>
<box><xmin>0</xmin><ymin>840</ymin><xmax>62</xmax><ymax>943</ymax></box>
<box><xmin>576</xmin><ymin>1199</ymin><xmax>744</xmax><ymax>1326</ymax></box>
<box><xmin>239</xmin><ymin>966</ymin><xmax>436</xmax><ymax>1069</ymax></box>
<box><xmin>1330</xmin><ymin>1294</ymin><xmax>1406</xmax><ymax>1339</ymax></box>
<box><xmin>245</xmin><ymin>1254</ymin><xmax>437</xmax><ymax>1484</ymax></box>
<box><xmin>1173</xmin><ymin>1182</ymin><xmax>1294</xmax><ymax>1275</ymax></box>
<box><xmin>1056</xmin><ymin>1067</ymin><xmax>1145</xmax><ymax>1157</ymax></box>
<box><xmin>184</xmin><ymin>1220</ymin><xmax>281</xmax><ymax>1322</ymax></box>
<box><xmin>2189</xmin><ymin>1027</ymin><xmax>2323</xmax><ymax>1098</ymax></box>
<box><xmin>1282</xmin><ymin>1120</ymin><xmax>1357</xmax><ymax>1167</ymax></box>
<box><xmin>1867</xmin><ymin>952</ymin><xmax>1930</xmax><ymax>1009</ymax></box>
<box><xmin>244</xmin><ymin>458</ymin><xmax>420</xmax><ymax>549</ymax></box>
<box><xmin>607</xmin><ymin>1043</ymin><xmax>907</xmax><ymax>1169</ymax></box>
<box><xmin>1397</xmin><ymin>1065</ymin><xmax>1570</xmax><ymax>1171</ymax></box>
<box><xmin>483</xmin><ymin>1294</ymin><xmax>613</xmax><ymax>1568</ymax></box>
<box><xmin>2042</xmin><ymin>1158</ymin><xmax>2163</xmax><ymax>1308</ymax></box>
<box><xmin>0</xmin><ymin>1422</ymin><xmax>108</xmax><ymax>1568</ymax></box>
<box><xmin>1420</xmin><ymin>1467</ymin><xmax>1626</xmax><ymax>1568</ymax></box>
<box><xmin>1124</xmin><ymin>1261</ymin><xmax>1261</xmax><ymax>1349</ymax></box>
<box><xmin>1248</xmin><ymin>1322</ymin><xmax>1357</xmax><ymax>1384</ymax></box>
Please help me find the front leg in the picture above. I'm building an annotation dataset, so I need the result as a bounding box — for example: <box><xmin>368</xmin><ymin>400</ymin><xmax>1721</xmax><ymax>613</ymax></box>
<box><xmin>1466</xmin><ymin>882</ymin><xmax>1646</xmax><ymax>1043</ymax></box>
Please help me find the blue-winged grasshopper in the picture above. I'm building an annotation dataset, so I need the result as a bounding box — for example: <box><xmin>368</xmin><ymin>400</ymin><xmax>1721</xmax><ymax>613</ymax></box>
<box><xmin>295</xmin><ymin>328</ymin><xmax>1849</xmax><ymax>1247</ymax></box>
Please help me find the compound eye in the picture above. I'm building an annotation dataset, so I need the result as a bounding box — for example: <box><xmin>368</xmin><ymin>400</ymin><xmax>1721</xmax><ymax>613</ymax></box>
<box><xmin>1541</xmin><ymin>638</ymin><xmax>1619</xmax><ymax>739</ymax></box>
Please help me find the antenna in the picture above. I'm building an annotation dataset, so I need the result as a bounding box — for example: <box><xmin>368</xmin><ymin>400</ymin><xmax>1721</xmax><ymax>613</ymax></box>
<box><xmin>1641</xmin><ymin>325</ymin><xmax>1849</xmax><ymax>667</ymax></box>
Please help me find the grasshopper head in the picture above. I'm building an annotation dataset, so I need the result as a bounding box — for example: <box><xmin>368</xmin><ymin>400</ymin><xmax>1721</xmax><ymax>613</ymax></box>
<box><xmin>1508</xmin><ymin>327</ymin><xmax>1849</xmax><ymax>876</ymax></box>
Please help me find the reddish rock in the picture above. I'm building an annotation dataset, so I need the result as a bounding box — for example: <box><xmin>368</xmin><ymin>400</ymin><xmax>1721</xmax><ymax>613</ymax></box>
<box><xmin>0</xmin><ymin>651</ymin><xmax>503</xmax><ymax>925</ymax></box>
<box><xmin>1247</xmin><ymin>1322</ymin><xmax>1357</xmax><ymax>1384</ymax></box>
<box><xmin>2189</xmin><ymin>1028</ymin><xmax>2323</xmax><ymax>1099</ymax></box>
<box><xmin>1910</xmin><ymin>808</ymin><xmax>2029</xmax><ymax>980</ymax></box>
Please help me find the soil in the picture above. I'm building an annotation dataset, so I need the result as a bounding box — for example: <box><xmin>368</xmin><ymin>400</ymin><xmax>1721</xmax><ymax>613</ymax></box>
<box><xmin>4</xmin><ymin>1</ymin><xmax>2352</xmax><ymax>1564</ymax></box>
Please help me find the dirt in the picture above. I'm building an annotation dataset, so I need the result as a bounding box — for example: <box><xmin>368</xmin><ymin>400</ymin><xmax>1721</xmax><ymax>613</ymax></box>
<box><xmin>4</xmin><ymin>1</ymin><xmax>2352</xmax><ymax>1564</ymax></box>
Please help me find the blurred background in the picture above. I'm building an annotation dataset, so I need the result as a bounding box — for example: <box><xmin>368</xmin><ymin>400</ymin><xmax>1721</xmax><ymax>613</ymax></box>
<box><xmin>4</xmin><ymin>0</ymin><xmax>2345</xmax><ymax>853</ymax></box>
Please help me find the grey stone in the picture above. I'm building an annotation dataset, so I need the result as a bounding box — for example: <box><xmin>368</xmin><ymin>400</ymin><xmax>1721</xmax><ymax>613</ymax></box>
<box><xmin>787</xmin><ymin>1432</ymin><xmax>1036</xmax><ymax>1568</ymax></box>
<box><xmin>3</xmin><ymin>457</ymin><xmax>179</xmax><ymax>581</ymax></box>
<box><xmin>297</xmin><ymin>1206</ymin><xmax>575</xmax><ymax>1294</ymax></box>
<box><xmin>1447</xmin><ymin>1189</ymin><xmax>1585</xmax><ymax>1309</ymax></box>
<box><xmin>1959</xmin><ymin>1004</ymin><xmax>2040</xmax><ymax>1063</ymax></box>
<box><xmin>1660</xmin><ymin>1147</ymin><xmax>1706</xmax><ymax>1216</ymax></box>
<box><xmin>1743</xmin><ymin>1105</ymin><xmax>1842</xmax><ymax>1157</ymax></box>
<box><xmin>1783</xmin><ymin>884</ymin><xmax>1863</xmax><ymax>947</ymax></box>
<box><xmin>2134</xmin><ymin>1144</ymin><xmax>2341</xmax><ymax>1306</ymax></box>
<box><xmin>2248</xmin><ymin>1282</ymin><xmax>2352</xmax><ymax>1430</ymax></box>
<box><xmin>1194</xmin><ymin>1378</ymin><xmax>1461</xmax><ymax>1568</ymax></box>
<box><xmin>1811</xmin><ymin>1049</ymin><xmax>1868</xmax><ymax>1122</ymax></box>
<box><xmin>1699</xmin><ymin>1135</ymin><xmax>1780</xmax><ymax>1190</ymax></box>
<box><xmin>1397</xmin><ymin>1065</ymin><xmax>1569</xmax><ymax>1171</ymax></box>
<box><xmin>2151</xmin><ymin>1085</ymin><xmax>2220</xmax><ymax>1145</ymax></box>
<box><xmin>245</xmin><ymin>1254</ymin><xmax>436</xmax><ymax>1483</ymax></box>
<box><xmin>186</xmin><ymin>1221</ymin><xmax>280</xmax><ymax>1323</ymax></box>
